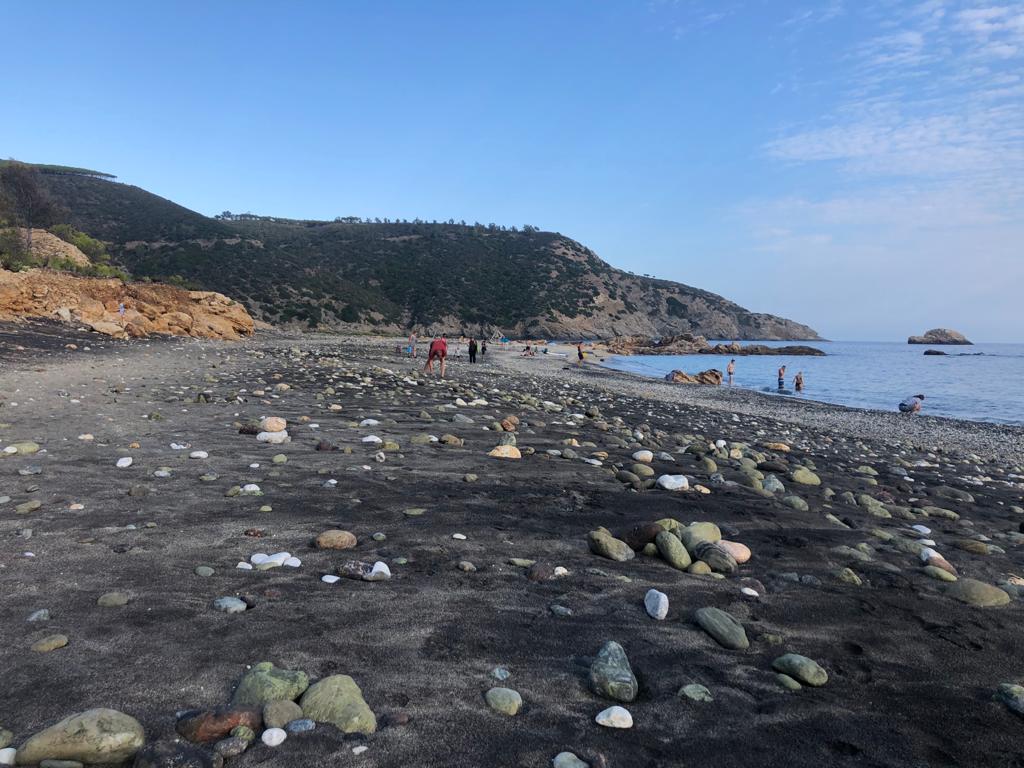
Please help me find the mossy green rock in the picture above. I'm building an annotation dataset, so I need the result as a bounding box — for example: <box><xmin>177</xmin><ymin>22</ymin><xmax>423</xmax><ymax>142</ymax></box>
<box><xmin>679</xmin><ymin>522</ymin><xmax>721</xmax><ymax>553</ymax></box>
<box><xmin>263</xmin><ymin>700</ymin><xmax>303</xmax><ymax>729</ymax></box>
<box><xmin>232</xmin><ymin>662</ymin><xmax>309</xmax><ymax>706</ymax></box>
<box><xmin>589</xmin><ymin>641</ymin><xmax>638</xmax><ymax>703</ymax></box>
<box><xmin>947</xmin><ymin>578</ymin><xmax>1010</xmax><ymax>607</ymax></box>
<box><xmin>587</xmin><ymin>530</ymin><xmax>635</xmax><ymax>562</ymax></box>
<box><xmin>655</xmin><ymin>530</ymin><xmax>691</xmax><ymax>570</ymax></box>
<box><xmin>694</xmin><ymin>607</ymin><xmax>749</xmax><ymax>650</ymax></box>
<box><xmin>15</xmin><ymin>708</ymin><xmax>144</xmax><ymax>765</ymax></box>
<box><xmin>484</xmin><ymin>687</ymin><xmax>522</xmax><ymax>715</ymax></box>
<box><xmin>790</xmin><ymin>467</ymin><xmax>821</xmax><ymax>486</ymax></box>
<box><xmin>772</xmin><ymin>654</ymin><xmax>828</xmax><ymax>687</ymax></box>
<box><xmin>300</xmin><ymin>674</ymin><xmax>377</xmax><ymax>734</ymax></box>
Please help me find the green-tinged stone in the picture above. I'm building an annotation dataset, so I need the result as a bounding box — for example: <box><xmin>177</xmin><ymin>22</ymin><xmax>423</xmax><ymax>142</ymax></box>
<box><xmin>655</xmin><ymin>530</ymin><xmax>691</xmax><ymax>570</ymax></box>
<box><xmin>14</xmin><ymin>708</ymin><xmax>144</xmax><ymax>765</ymax></box>
<box><xmin>922</xmin><ymin>565</ymin><xmax>957</xmax><ymax>582</ymax></box>
<box><xmin>694</xmin><ymin>607</ymin><xmax>749</xmax><ymax>650</ymax></box>
<box><xmin>484</xmin><ymin>687</ymin><xmax>522</xmax><ymax>716</ymax></box>
<box><xmin>31</xmin><ymin>634</ymin><xmax>68</xmax><ymax>653</ymax></box>
<box><xmin>232</xmin><ymin>662</ymin><xmax>310</xmax><ymax>706</ymax></box>
<box><xmin>776</xmin><ymin>673</ymin><xmax>802</xmax><ymax>691</ymax></box>
<box><xmin>589</xmin><ymin>641</ymin><xmax>637</xmax><ymax>703</ymax></box>
<box><xmin>300</xmin><ymin>674</ymin><xmax>377</xmax><ymax>734</ymax></box>
<box><xmin>790</xmin><ymin>467</ymin><xmax>821</xmax><ymax>486</ymax></box>
<box><xmin>772</xmin><ymin>654</ymin><xmax>827</xmax><ymax>686</ymax></box>
<box><xmin>678</xmin><ymin>684</ymin><xmax>713</xmax><ymax>702</ymax></box>
<box><xmin>947</xmin><ymin>578</ymin><xmax>1011</xmax><ymax>607</ymax></box>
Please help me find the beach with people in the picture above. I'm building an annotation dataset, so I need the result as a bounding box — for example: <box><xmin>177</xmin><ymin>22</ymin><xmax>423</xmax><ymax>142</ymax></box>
<box><xmin>2</xmin><ymin>322</ymin><xmax>1023</xmax><ymax>768</ymax></box>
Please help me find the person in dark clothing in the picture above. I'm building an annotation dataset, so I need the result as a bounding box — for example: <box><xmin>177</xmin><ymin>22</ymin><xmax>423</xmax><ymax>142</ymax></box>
<box><xmin>481</xmin><ymin>340</ymin><xmax>487</xmax><ymax>357</ymax></box>
<box><xmin>468</xmin><ymin>338</ymin><xmax>478</xmax><ymax>363</ymax></box>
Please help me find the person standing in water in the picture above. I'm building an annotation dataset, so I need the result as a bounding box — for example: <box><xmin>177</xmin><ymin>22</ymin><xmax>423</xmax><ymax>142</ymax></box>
<box><xmin>727</xmin><ymin>359</ymin><xmax>736</xmax><ymax>385</ymax></box>
<box><xmin>777</xmin><ymin>365</ymin><xmax>786</xmax><ymax>390</ymax></box>
<box><xmin>468</xmin><ymin>337</ymin><xmax>478</xmax><ymax>363</ymax></box>
<box><xmin>794</xmin><ymin>371</ymin><xmax>804</xmax><ymax>392</ymax></box>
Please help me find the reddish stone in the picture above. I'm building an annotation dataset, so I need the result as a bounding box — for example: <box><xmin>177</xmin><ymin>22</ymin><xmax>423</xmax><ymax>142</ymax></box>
<box><xmin>176</xmin><ymin>707</ymin><xmax>262</xmax><ymax>744</ymax></box>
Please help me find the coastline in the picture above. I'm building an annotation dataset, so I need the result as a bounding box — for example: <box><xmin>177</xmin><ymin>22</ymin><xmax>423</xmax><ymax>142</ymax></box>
<box><xmin>496</xmin><ymin>341</ymin><xmax>1024</xmax><ymax>464</ymax></box>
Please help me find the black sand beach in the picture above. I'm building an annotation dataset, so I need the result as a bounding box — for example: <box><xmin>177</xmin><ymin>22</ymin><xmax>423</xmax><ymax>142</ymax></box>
<box><xmin>2</xmin><ymin>324</ymin><xmax>1023</xmax><ymax>767</ymax></box>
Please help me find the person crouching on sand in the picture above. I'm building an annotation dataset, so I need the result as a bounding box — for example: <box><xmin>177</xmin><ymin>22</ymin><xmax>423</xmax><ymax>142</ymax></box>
<box><xmin>899</xmin><ymin>394</ymin><xmax>925</xmax><ymax>414</ymax></box>
<box><xmin>424</xmin><ymin>334</ymin><xmax>448</xmax><ymax>377</ymax></box>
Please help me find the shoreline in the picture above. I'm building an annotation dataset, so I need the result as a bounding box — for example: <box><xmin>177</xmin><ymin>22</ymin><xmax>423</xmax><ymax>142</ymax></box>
<box><xmin>494</xmin><ymin>341</ymin><xmax>1024</xmax><ymax>464</ymax></box>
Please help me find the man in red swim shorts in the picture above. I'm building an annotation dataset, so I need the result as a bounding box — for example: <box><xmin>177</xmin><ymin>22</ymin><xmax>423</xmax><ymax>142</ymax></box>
<box><xmin>424</xmin><ymin>334</ymin><xmax>448</xmax><ymax>378</ymax></box>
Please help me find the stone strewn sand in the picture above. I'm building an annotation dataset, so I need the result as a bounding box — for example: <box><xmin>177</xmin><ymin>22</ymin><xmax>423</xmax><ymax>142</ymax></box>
<box><xmin>1</xmin><ymin>326</ymin><xmax>1022</xmax><ymax>768</ymax></box>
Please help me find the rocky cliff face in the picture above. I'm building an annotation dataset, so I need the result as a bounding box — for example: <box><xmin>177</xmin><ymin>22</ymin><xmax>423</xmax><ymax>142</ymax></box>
<box><xmin>908</xmin><ymin>328</ymin><xmax>972</xmax><ymax>345</ymax></box>
<box><xmin>0</xmin><ymin>269</ymin><xmax>254</xmax><ymax>340</ymax></box>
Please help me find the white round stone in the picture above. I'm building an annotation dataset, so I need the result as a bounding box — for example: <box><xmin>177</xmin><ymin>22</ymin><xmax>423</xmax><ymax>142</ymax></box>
<box><xmin>631</xmin><ymin>450</ymin><xmax>653</xmax><ymax>463</ymax></box>
<box><xmin>361</xmin><ymin>435</ymin><xmax>383</xmax><ymax>443</ymax></box>
<box><xmin>256</xmin><ymin>431</ymin><xmax>290</xmax><ymax>444</ymax></box>
<box><xmin>189</xmin><ymin>450</ymin><xmax>209</xmax><ymax>459</ymax></box>
<box><xmin>359</xmin><ymin>419</ymin><xmax>380</xmax><ymax>426</ymax></box>
<box><xmin>741</xmin><ymin>587</ymin><xmax>759</xmax><ymax>597</ymax></box>
<box><xmin>912</xmin><ymin>524</ymin><xmax>932</xmax><ymax>535</ymax></box>
<box><xmin>644</xmin><ymin>589</ymin><xmax>669</xmax><ymax>620</ymax></box>
<box><xmin>656</xmin><ymin>474</ymin><xmax>689</xmax><ymax>491</ymax></box>
<box><xmin>236</xmin><ymin>562</ymin><xmax>254</xmax><ymax>570</ymax></box>
<box><xmin>352</xmin><ymin>746</ymin><xmax>369</xmax><ymax>755</ymax></box>
<box><xmin>284</xmin><ymin>557</ymin><xmax>301</xmax><ymax>567</ymax></box>
<box><xmin>116</xmin><ymin>457</ymin><xmax>133</xmax><ymax>468</ymax></box>
<box><xmin>452</xmin><ymin>533</ymin><xmax>467</xmax><ymax>540</ymax></box>
<box><xmin>321</xmin><ymin>574</ymin><xmax>341</xmax><ymax>584</ymax></box>
<box><xmin>250</xmin><ymin>553</ymin><xmax>270</xmax><ymax>565</ymax></box>
<box><xmin>0</xmin><ymin>747</ymin><xmax>16</xmax><ymax>766</ymax></box>
<box><xmin>595</xmin><ymin>705</ymin><xmax>633</xmax><ymax>728</ymax></box>
<box><xmin>261</xmin><ymin>727</ymin><xmax>287</xmax><ymax>747</ymax></box>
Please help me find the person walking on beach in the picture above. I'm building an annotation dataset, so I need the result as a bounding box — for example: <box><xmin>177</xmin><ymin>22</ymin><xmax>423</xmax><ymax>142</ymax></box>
<box><xmin>468</xmin><ymin>337</ymin><xmax>478</xmax><ymax>363</ymax></box>
<box><xmin>481</xmin><ymin>339</ymin><xmax>487</xmax><ymax>357</ymax></box>
<box><xmin>424</xmin><ymin>334</ymin><xmax>448</xmax><ymax>377</ymax></box>
<box><xmin>777</xmin><ymin>365</ymin><xmax>786</xmax><ymax>391</ymax></box>
<box><xmin>794</xmin><ymin>371</ymin><xmax>804</xmax><ymax>392</ymax></box>
<box><xmin>899</xmin><ymin>394</ymin><xmax>925</xmax><ymax>414</ymax></box>
<box><xmin>727</xmin><ymin>359</ymin><xmax>735</xmax><ymax>385</ymax></box>
<box><xmin>577</xmin><ymin>342</ymin><xmax>585</xmax><ymax>366</ymax></box>
<box><xmin>409</xmin><ymin>332</ymin><xmax>417</xmax><ymax>358</ymax></box>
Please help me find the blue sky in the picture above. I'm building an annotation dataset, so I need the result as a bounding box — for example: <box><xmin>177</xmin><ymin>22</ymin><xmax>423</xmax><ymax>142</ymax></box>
<box><xmin>3</xmin><ymin>0</ymin><xmax>1022</xmax><ymax>340</ymax></box>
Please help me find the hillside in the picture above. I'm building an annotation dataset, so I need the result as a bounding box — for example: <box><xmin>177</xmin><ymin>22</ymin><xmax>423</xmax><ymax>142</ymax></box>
<box><xmin>29</xmin><ymin>165</ymin><xmax>819</xmax><ymax>339</ymax></box>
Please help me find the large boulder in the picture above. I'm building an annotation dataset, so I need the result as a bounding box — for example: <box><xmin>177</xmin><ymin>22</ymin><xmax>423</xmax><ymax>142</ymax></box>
<box><xmin>908</xmin><ymin>328</ymin><xmax>972</xmax><ymax>345</ymax></box>
<box><xmin>15</xmin><ymin>708</ymin><xmax>144</xmax><ymax>765</ymax></box>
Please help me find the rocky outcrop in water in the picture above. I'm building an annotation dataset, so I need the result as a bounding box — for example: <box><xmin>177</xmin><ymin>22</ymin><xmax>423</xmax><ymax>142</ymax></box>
<box><xmin>664</xmin><ymin>369</ymin><xmax>724</xmax><ymax>385</ymax></box>
<box><xmin>908</xmin><ymin>328</ymin><xmax>972</xmax><ymax>345</ymax></box>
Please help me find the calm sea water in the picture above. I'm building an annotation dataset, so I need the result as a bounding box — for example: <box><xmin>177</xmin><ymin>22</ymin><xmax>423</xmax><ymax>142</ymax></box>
<box><xmin>603</xmin><ymin>341</ymin><xmax>1024</xmax><ymax>426</ymax></box>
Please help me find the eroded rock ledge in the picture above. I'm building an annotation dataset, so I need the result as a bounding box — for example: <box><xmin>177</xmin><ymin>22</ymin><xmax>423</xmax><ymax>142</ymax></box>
<box><xmin>0</xmin><ymin>268</ymin><xmax>254</xmax><ymax>340</ymax></box>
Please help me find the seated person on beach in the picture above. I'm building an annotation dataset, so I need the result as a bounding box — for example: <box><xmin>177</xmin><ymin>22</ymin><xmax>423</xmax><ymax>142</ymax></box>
<box><xmin>424</xmin><ymin>334</ymin><xmax>448</xmax><ymax>377</ymax></box>
<box><xmin>899</xmin><ymin>394</ymin><xmax>925</xmax><ymax>414</ymax></box>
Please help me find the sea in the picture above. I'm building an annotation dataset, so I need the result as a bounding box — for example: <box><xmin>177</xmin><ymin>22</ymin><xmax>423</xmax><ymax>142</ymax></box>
<box><xmin>602</xmin><ymin>340</ymin><xmax>1024</xmax><ymax>426</ymax></box>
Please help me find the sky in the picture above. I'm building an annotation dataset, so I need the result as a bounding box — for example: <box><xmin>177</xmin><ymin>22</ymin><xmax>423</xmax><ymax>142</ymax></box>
<box><xmin>2</xmin><ymin>0</ymin><xmax>1022</xmax><ymax>341</ymax></box>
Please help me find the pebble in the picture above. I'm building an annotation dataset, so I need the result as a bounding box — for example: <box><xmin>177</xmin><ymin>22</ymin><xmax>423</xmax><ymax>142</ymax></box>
<box><xmin>679</xmin><ymin>683</ymin><xmax>713</xmax><ymax>702</ymax></box>
<box><xmin>644</xmin><ymin>589</ymin><xmax>669</xmax><ymax>620</ymax></box>
<box><xmin>31</xmin><ymin>634</ymin><xmax>69</xmax><ymax>653</ymax></box>
<box><xmin>595</xmin><ymin>705</ymin><xmax>633</xmax><ymax>728</ymax></box>
<box><xmin>115</xmin><ymin>457</ymin><xmax>133</xmax><ymax>468</ymax></box>
<box><xmin>284</xmin><ymin>718</ymin><xmax>315</xmax><ymax>734</ymax></box>
<box><xmin>484</xmin><ymin>687</ymin><xmax>523</xmax><ymax>716</ymax></box>
<box><xmin>589</xmin><ymin>641</ymin><xmax>638</xmax><ymax>702</ymax></box>
<box><xmin>213</xmin><ymin>597</ymin><xmax>247</xmax><ymax>614</ymax></box>
<box><xmin>553</xmin><ymin>754</ymin><xmax>589</xmax><ymax>768</ymax></box>
<box><xmin>97</xmin><ymin>591</ymin><xmax>130</xmax><ymax>607</ymax></box>
<box><xmin>195</xmin><ymin>566</ymin><xmax>215</xmax><ymax>577</ymax></box>
<box><xmin>261</xmin><ymin>727</ymin><xmax>287</xmax><ymax>746</ymax></box>
<box><xmin>772</xmin><ymin>654</ymin><xmax>828</xmax><ymax>686</ymax></box>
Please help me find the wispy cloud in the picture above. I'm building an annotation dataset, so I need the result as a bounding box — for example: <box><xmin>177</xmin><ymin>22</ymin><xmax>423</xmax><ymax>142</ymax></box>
<box><xmin>746</xmin><ymin>1</ymin><xmax>1024</xmax><ymax>339</ymax></box>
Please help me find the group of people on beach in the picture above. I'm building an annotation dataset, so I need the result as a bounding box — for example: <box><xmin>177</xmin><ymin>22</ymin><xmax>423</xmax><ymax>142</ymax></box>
<box><xmin>724</xmin><ymin>358</ymin><xmax>804</xmax><ymax>392</ymax></box>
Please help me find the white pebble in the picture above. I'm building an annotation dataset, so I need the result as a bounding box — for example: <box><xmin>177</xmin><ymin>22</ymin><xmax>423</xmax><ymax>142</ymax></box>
<box><xmin>369</xmin><ymin>561</ymin><xmax>391</xmax><ymax>579</ymax></box>
<box><xmin>655</xmin><ymin>474</ymin><xmax>689</xmax><ymax>491</ymax></box>
<box><xmin>595</xmin><ymin>705</ymin><xmax>633</xmax><ymax>728</ymax></box>
<box><xmin>352</xmin><ymin>745</ymin><xmax>369</xmax><ymax>755</ymax></box>
<box><xmin>261</xmin><ymin>727</ymin><xmax>287</xmax><ymax>747</ymax></box>
<box><xmin>236</xmin><ymin>562</ymin><xmax>254</xmax><ymax>570</ymax></box>
<box><xmin>912</xmin><ymin>524</ymin><xmax>932</xmax><ymax>535</ymax></box>
<box><xmin>452</xmin><ymin>533</ymin><xmax>467</xmax><ymax>540</ymax></box>
<box><xmin>644</xmin><ymin>589</ymin><xmax>669</xmax><ymax>620</ymax></box>
<box><xmin>0</xmin><ymin>747</ymin><xmax>16</xmax><ymax>766</ymax></box>
<box><xmin>250</xmin><ymin>553</ymin><xmax>270</xmax><ymax>565</ymax></box>
<box><xmin>284</xmin><ymin>557</ymin><xmax>302</xmax><ymax>568</ymax></box>
<box><xmin>741</xmin><ymin>587</ymin><xmax>759</xmax><ymax>598</ymax></box>
<box><xmin>116</xmin><ymin>457</ymin><xmax>133</xmax><ymax>468</ymax></box>
<box><xmin>321</xmin><ymin>574</ymin><xmax>341</xmax><ymax>584</ymax></box>
<box><xmin>361</xmin><ymin>435</ymin><xmax>383</xmax><ymax>443</ymax></box>
<box><xmin>359</xmin><ymin>419</ymin><xmax>380</xmax><ymax>426</ymax></box>
<box><xmin>189</xmin><ymin>450</ymin><xmax>209</xmax><ymax>459</ymax></box>
<box><xmin>249</xmin><ymin>463</ymin><xmax>260</xmax><ymax>469</ymax></box>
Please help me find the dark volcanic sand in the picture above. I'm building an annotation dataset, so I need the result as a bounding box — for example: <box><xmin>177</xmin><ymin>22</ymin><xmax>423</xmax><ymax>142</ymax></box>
<box><xmin>2</xmin><ymin>325</ymin><xmax>1023</xmax><ymax>768</ymax></box>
